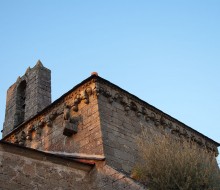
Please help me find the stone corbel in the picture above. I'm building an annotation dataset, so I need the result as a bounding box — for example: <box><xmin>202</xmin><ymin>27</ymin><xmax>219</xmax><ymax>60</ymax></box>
<box><xmin>18</xmin><ymin>131</ymin><xmax>26</xmax><ymax>146</ymax></box>
<box><xmin>167</xmin><ymin>122</ymin><xmax>173</xmax><ymax>129</ymax></box>
<box><xmin>63</xmin><ymin>104</ymin><xmax>70</xmax><ymax>120</ymax></box>
<box><xmin>214</xmin><ymin>147</ymin><xmax>218</xmax><ymax>157</ymax></box>
<box><xmin>73</xmin><ymin>94</ymin><xmax>81</xmax><ymax>112</ymax></box>
<box><xmin>124</xmin><ymin>104</ymin><xmax>130</xmax><ymax>115</ymax></box>
<box><xmin>26</xmin><ymin>124</ymin><xmax>34</xmax><ymax>141</ymax></box>
<box><xmin>85</xmin><ymin>87</ymin><xmax>93</xmax><ymax>96</ymax></box>
<box><xmin>205</xmin><ymin>142</ymin><xmax>214</xmax><ymax>153</ymax></box>
<box><xmin>144</xmin><ymin>114</ymin><xmax>150</xmax><ymax>122</ymax></box>
<box><xmin>34</xmin><ymin>123</ymin><xmax>42</xmax><ymax>138</ymax></box>
<box><xmin>180</xmin><ymin>128</ymin><xmax>189</xmax><ymax>140</ymax></box>
<box><xmin>102</xmin><ymin>89</ymin><xmax>113</xmax><ymax>104</ymax></box>
<box><xmin>102</xmin><ymin>89</ymin><xmax>111</xmax><ymax>98</ymax></box>
<box><xmin>195</xmin><ymin>137</ymin><xmax>204</xmax><ymax>146</ymax></box>
<box><xmin>160</xmin><ymin>116</ymin><xmax>167</xmax><ymax>127</ymax></box>
<box><xmin>38</xmin><ymin>118</ymin><xmax>45</xmax><ymax>128</ymax></box>
<box><xmin>151</xmin><ymin>112</ymin><xmax>160</xmax><ymax>126</ymax></box>
<box><xmin>45</xmin><ymin>116</ymin><xmax>52</xmax><ymax>128</ymax></box>
<box><xmin>144</xmin><ymin>109</ymin><xmax>151</xmax><ymax>122</ymax></box>
<box><xmin>63</xmin><ymin>103</ymin><xmax>80</xmax><ymax>137</ymax></box>
<box><xmin>82</xmin><ymin>90</ymin><xmax>89</xmax><ymax>104</ymax></box>
<box><xmin>171</xmin><ymin>125</ymin><xmax>180</xmax><ymax>135</ymax></box>
<box><xmin>141</xmin><ymin>107</ymin><xmax>147</xmax><ymax>115</ymax></box>
<box><xmin>114</xmin><ymin>93</ymin><xmax>123</xmax><ymax>103</ymax></box>
<box><xmin>72</xmin><ymin>103</ymin><xmax>78</xmax><ymax>112</ymax></box>
<box><xmin>130</xmin><ymin>102</ymin><xmax>137</xmax><ymax>112</ymax></box>
<box><xmin>93</xmin><ymin>86</ymin><xmax>99</xmax><ymax>96</ymax></box>
<box><xmin>93</xmin><ymin>86</ymin><xmax>102</xmax><ymax>97</ymax></box>
<box><xmin>136</xmin><ymin>111</ymin><xmax>142</xmax><ymax>117</ymax></box>
<box><xmin>49</xmin><ymin>111</ymin><xmax>58</xmax><ymax>121</ymax></box>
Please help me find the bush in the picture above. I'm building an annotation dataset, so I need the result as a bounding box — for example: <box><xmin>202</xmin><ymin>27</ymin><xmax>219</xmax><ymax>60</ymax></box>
<box><xmin>132</xmin><ymin>128</ymin><xmax>220</xmax><ymax>190</ymax></box>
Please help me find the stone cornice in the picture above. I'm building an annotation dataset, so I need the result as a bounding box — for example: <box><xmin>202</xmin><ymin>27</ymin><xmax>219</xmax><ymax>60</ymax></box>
<box><xmin>94</xmin><ymin>77</ymin><xmax>220</xmax><ymax>151</ymax></box>
<box><xmin>2</xmin><ymin>75</ymin><xmax>219</xmax><ymax>156</ymax></box>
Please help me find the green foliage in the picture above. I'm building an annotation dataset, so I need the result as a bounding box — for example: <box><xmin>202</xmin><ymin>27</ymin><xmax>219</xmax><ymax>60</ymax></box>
<box><xmin>132</xmin><ymin>129</ymin><xmax>220</xmax><ymax>190</ymax></box>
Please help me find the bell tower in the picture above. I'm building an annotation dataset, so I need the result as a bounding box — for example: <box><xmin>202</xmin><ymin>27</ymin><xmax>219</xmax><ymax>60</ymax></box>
<box><xmin>2</xmin><ymin>60</ymin><xmax>51</xmax><ymax>137</ymax></box>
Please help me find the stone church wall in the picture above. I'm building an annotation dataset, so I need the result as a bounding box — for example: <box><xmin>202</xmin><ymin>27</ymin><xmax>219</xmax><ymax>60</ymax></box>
<box><xmin>4</xmin><ymin>79</ymin><xmax>104</xmax><ymax>156</ymax></box>
<box><xmin>0</xmin><ymin>142</ymin><xmax>146</xmax><ymax>190</ymax></box>
<box><xmin>3</xmin><ymin>74</ymin><xmax>219</xmax><ymax>182</ymax></box>
<box><xmin>0</xmin><ymin>143</ymin><xmax>91</xmax><ymax>190</ymax></box>
<box><xmin>96</xmin><ymin>79</ymin><xmax>219</xmax><ymax>174</ymax></box>
<box><xmin>98</xmin><ymin>87</ymin><xmax>142</xmax><ymax>174</ymax></box>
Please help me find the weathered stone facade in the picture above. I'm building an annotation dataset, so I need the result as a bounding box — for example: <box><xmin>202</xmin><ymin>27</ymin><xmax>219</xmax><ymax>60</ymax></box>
<box><xmin>96</xmin><ymin>79</ymin><xmax>219</xmax><ymax>173</ymax></box>
<box><xmin>1</xmin><ymin>62</ymin><xmax>219</xmax><ymax>189</ymax></box>
<box><xmin>0</xmin><ymin>142</ymin><xmax>144</xmax><ymax>190</ymax></box>
<box><xmin>2</xmin><ymin>61</ymin><xmax>51</xmax><ymax>137</ymax></box>
<box><xmin>3</xmin><ymin>75</ymin><xmax>104</xmax><ymax>156</ymax></box>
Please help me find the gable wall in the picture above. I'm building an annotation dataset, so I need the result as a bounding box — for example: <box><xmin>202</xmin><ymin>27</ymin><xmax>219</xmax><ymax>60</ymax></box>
<box><xmin>4</xmin><ymin>79</ymin><xmax>104</xmax><ymax>156</ymax></box>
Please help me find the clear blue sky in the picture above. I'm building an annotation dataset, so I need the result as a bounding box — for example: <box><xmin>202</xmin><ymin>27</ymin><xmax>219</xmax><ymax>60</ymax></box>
<box><xmin>0</xmin><ymin>1</ymin><xmax>219</xmax><ymax>158</ymax></box>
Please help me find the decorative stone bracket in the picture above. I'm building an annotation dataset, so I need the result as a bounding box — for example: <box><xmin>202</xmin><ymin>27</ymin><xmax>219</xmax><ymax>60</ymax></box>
<box><xmin>63</xmin><ymin>103</ymin><xmax>81</xmax><ymax>137</ymax></box>
<box><xmin>14</xmin><ymin>131</ymin><xmax>27</xmax><ymax>146</ymax></box>
<box><xmin>96</xmin><ymin>82</ymin><xmax>219</xmax><ymax>156</ymax></box>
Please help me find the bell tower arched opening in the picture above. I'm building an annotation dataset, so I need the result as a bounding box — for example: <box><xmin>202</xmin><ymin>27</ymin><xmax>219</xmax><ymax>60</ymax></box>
<box><xmin>14</xmin><ymin>80</ymin><xmax>26</xmax><ymax>127</ymax></box>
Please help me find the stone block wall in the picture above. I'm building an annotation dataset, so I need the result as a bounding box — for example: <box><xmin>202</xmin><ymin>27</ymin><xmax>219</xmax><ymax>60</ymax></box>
<box><xmin>4</xmin><ymin>78</ymin><xmax>104</xmax><ymax>156</ymax></box>
<box><xmin>0</xmin><ymin>142</ymin><xmax>146</xmax><ymax>190</ymax></box>
<box><xmin>96</xmin><ymin>78</ymin><xmax>219</xmax><ymax>174</ymax></box>
<box><xmin>25</xmin><ymin>62</ymin><xmax>51</xmax><ymax>119</ymax></box>
<box><xmin>3</xmin><ymin>83</ymin><xmax>17</xmax><ymax>137</ymax></box>
<box><xmin>0</xmin><ymin>142</ymin><xmax>92</xmax><ymax>190</ymax></box>
<box><xmin>90</xmin><ymin>162</ymin><xmax>146</xmax><ymax>190</ymax></box>
<box><xmin>98</xmin><ymin>91</ymin><xmax>141</xmax><ymax>174</ymax></box>
<box><xmin>3</xmin><ymin>61</ymin><xmax>51</xmax><ymax>137</ymax></box>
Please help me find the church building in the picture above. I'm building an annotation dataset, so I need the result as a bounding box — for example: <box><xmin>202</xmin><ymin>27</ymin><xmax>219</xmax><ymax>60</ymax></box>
<box><xmin>0</xmin><ymin>61</ymin><xmax>219</xmax><ymax>189</ymax></box>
